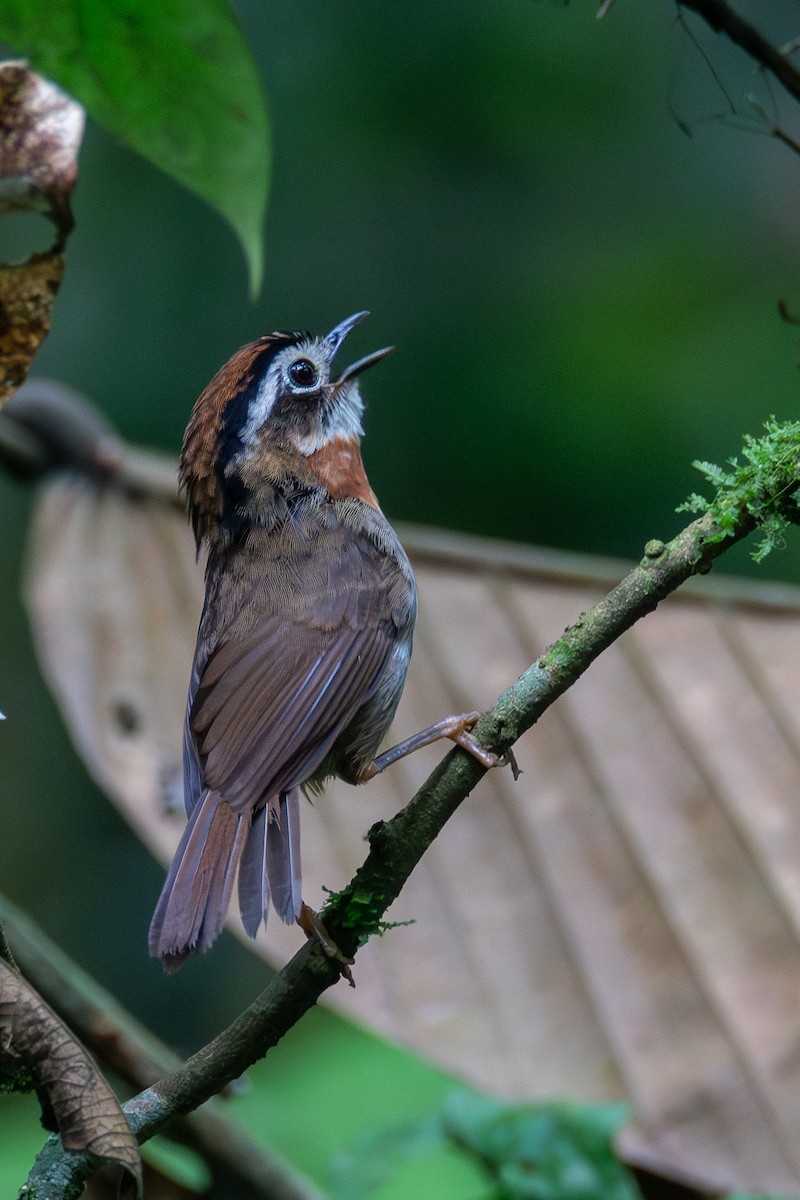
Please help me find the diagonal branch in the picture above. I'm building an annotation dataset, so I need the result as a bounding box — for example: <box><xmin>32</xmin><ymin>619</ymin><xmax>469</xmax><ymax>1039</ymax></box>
<box><xmin>677</xmin><ymin>0</ymin><xmax>800</xmax><ymax>106</ymax></box>
<box><xmin>23</xmin><ymin>487</ymin><xmax>775</xmax><ymax>1197</ymax></box>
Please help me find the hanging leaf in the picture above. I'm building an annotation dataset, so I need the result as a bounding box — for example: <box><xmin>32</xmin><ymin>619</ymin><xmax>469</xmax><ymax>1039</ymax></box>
<box><xmin>0</xmin><ymin>0</ymin><xmax>269</xmax><ymax>292</ymax></box>
<box><xmin>24</xmin><ymin>472</ymin><xmax>201</xmax><ymax>822</ymax></box>
<box><xmin>2</xmin><ymin>381</ymin><xmax>201</xmax><ymax>819</ymax></box>
<box><xmin>0</xmin><ymin>62</ymin><xmax>83</xmax><ymax>403</ymax></box>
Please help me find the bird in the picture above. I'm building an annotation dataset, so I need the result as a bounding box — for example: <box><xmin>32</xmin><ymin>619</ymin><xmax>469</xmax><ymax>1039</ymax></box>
<box><xmin>149</xmin><ymin>312</ymin><xmax>495</xmax><ymax>971</ymax></box>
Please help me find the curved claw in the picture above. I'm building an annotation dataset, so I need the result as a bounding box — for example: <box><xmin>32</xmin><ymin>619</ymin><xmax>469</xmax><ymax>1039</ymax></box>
<box><xmin>452</xmin><ymin>728</ymin><xmax>499</xmax><ymax>769</ymax></box>
<box><xmin>297</xmin><ymin>902</ymin><xmax>355</xmax><ymax>987</ymax></box>
<box><xmin>452</xmin><ymin>730</ymin><xmax>521</xmax><ymax>779</ymax></box>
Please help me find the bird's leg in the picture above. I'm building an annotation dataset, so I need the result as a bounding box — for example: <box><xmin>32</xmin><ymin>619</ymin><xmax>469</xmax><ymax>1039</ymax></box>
<box><xmin>297</xmin><ymin>901</ymin><xmax>355</xmax><ymax>987</ymax></box>
<box><xmin>358</xmin><ymin>711</ymin><xmax>519</xmax><ymax>781</ymax></box>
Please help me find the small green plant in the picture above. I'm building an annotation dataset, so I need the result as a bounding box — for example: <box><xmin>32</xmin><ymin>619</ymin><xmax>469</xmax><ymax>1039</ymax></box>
<box><xmin>677</xmin><ymin>418</ymin><xmax>800</xmax><ymax>562</ymax></box>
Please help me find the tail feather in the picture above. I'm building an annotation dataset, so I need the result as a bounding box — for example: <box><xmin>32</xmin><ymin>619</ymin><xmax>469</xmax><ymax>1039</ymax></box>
<box><xmin>267</xmin><ymin>787</ymin><xmax>303</xmax><ymax>925</ymax></box>
<box><xmin>238</xmin><ymin>787</ymin><xmax>303</xmax><ymax>935</ymax></box>
<box><xmin>237</xmin><ymin>805</ymin><xmax>271</xmax><ymax>938</ymax></box>
<box><xmin>149</xmin><ymin>790</ymin><xmax>248</xmax><ymax>970</ymax></box>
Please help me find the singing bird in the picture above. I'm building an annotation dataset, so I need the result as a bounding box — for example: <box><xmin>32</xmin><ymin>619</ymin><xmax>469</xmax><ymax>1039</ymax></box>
<box><xmin>149</xmin><ymin>313</ymin><xmax>492</xmax><ymax>970</ymax></box>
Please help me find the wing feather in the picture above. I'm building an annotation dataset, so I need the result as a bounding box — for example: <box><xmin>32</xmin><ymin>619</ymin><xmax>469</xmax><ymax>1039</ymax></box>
<box><xmin>182</xmin><ymin>658</ymin><xmax>204</xmax><ymax>817</ymax></box>
<box><xmin>202</xmin><ymin>626</ymin><xmax>391</xmax><ymax>807</ymax></box>
<box><xmin>187</xmin><ymin>522</ymin><xmax>404</xmax><ymax>817</ymax></box>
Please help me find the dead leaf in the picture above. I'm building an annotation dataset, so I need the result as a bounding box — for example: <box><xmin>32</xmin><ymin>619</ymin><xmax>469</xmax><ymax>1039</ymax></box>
<box><xmin>0</xmin><ymin>959</ymin><xmax>142</xmax><ymax>1193</ymax></box>
<box><xmin>0</xmin><ymin>62</ymin><xmax>82</xmax><ymax>225</ymax></box>
<box><xmin>0</xmin><ymin>62</ymin><xmax>83</xmax><ymax>404</ymax></box>
<box><xmin>0</xmin><ymin>382</ymin><xmax>199</xmax><ymax>825</ymax></box>
<box><xmin>0</xmin><ymin>252</ymin><xmax>66</xmax><ymax>403</ymax></box>
<box><xmin>24</xmin><ymin>474</ymin><xmax>201</xmax><ymax>825</ymax></box>
<box><xmin>17</xmin><ymin>395</ymin><xmax>800</xmax><ymax>1195</ymax></box>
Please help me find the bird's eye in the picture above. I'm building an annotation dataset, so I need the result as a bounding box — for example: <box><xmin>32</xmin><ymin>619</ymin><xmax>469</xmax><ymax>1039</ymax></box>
<box><xmin>288</xmin><ymin>359</ymin><xmax>318</xmax><ymax>389</ymax></box>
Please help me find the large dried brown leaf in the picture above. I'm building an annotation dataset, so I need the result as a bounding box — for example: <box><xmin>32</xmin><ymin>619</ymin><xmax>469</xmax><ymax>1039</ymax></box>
<box><xmin>18</xmin><ymin>418</ymin><xmax>800</xmax><ymax>1195</ymax></box>
<box><xmin>24</xmin><ymin>475</ymin><xmax>201</xmax><ymax>825</ymax></box>
<box><xmin>0</xmin><ymin>959</ymin><xmax>141</xmax><ymax>1193</ymax></box>
<box><xmin>0</xmin><ymin>252</ymin><xmax>66</xmax><ymax>402</ymax></box>
<box><xmin>0</xmin><ymin>63</ymin><xmax>83</xmax><ymax>404</ymax></box>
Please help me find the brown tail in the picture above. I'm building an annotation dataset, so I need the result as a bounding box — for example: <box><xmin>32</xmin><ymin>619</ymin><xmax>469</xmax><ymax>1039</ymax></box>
<box><xmin>148</xmin><ymin>790</ymin><xmax>248</xmax><ymax>972</ymax></box>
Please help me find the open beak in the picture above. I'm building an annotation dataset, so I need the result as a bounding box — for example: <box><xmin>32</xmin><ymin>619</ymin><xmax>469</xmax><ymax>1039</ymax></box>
<box><xmin>325</xmin><ymin>311</ymin><xmax>395</xmax><ymax>385</ymax></box>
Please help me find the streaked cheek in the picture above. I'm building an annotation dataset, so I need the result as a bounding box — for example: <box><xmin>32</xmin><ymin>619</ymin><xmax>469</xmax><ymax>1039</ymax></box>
<box><xmin>272</xmin><ymin>391</ymin><xmax>325</xmax><ymax>440</ymax></box>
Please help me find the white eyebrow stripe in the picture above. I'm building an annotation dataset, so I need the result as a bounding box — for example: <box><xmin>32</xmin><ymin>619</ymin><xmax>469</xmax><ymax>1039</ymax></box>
<box><xmin>239</xmin><ymin>356</ymin><xmax>285</xmax><ymax>448</ymax></box>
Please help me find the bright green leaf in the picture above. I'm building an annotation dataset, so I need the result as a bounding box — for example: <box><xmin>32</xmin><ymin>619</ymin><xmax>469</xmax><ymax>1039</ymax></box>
<box><xmin>0</xmin><ymin>0</ymin><xmax>269</xmax><ymax>293</ymax></box>
<box><xmin>442</xmin><ymin>1092</ymin><xmax>639</xmax><ymax>1200</ymax></box>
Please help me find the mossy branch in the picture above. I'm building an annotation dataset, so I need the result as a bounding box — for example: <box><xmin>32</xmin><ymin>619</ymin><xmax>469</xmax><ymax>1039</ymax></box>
<box><xmin>22</xmin><ymin>420</ymin><xmax>800</xmax><ymax>1199</ymax></box>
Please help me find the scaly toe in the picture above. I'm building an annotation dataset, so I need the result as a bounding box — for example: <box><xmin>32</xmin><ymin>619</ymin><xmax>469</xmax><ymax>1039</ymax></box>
<box><xmin>452</xmin><ymin>729</ymin><xmax>501</xmax><ymax>770</ymax></box>
<box><xmin>297</xmin><ymin>902</ymin><xmax>355</xmax><ymax>987</ymax></box>
<box><xmin>453</xmin><ymin>731</ymin><xmax>522</xmax><ymax>779</ymax></box>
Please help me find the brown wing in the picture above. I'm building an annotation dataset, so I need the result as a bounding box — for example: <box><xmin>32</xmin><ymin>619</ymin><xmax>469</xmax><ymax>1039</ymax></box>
<box><xmin>188</xmin><ymin>521</ymin><xmax>406</xmax><ymax>814</ymax></box>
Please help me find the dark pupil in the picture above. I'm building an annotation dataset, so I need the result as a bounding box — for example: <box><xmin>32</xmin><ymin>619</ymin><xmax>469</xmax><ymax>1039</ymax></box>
<box><xmin>289</xmin><ymin>359</ymin><xmax>317</xmax><ymax>388</ymax></box>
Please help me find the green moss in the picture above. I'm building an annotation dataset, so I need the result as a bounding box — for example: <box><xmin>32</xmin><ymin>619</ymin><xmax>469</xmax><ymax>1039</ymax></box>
<box><xmin>677</xmin><ymin>418</ymin><xmax>800</xmax><ymax>561</ymax></box>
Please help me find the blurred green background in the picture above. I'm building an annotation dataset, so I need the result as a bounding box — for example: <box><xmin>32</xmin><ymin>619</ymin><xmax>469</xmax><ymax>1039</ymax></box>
<box><xmin>3</xmin><ymin>0</ymin><xmax>800</xmax><ymax>1194</ymax></box>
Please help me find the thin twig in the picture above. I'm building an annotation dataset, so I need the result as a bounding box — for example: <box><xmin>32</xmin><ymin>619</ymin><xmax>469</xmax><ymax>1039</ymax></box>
<box><xmin>678</xmin><ymin>0</ymin><xmax>800</xmax><ymax>106</ymax></box>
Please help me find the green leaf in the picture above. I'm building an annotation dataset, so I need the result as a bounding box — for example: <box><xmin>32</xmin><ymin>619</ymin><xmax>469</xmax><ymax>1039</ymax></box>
<box><xmin>0</xmin><ymin>0</ymin><xmax>269</xmax><ymax>293</ymax></box>
<box><xmin>442</xmin><ymin>1092</ymin><xmax>639</xmax><ymax>1200</ymax></box>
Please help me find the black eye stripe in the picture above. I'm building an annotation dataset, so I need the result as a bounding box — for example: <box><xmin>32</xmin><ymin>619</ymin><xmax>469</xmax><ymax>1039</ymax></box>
<box><xmin>217</xmin><ymin>337</ymin><xmax>298</xmax><ymax>472</ymax></box>
<box><xmin>289</xmin><ymin>359</ymin><xmax>318</xmax><ymax>388</ymax></box>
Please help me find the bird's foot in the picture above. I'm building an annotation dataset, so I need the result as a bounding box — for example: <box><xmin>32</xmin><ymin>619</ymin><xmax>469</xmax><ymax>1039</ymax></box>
<box><xmin>361</xmin><ymin>711</ymin><xmax>521</xmax><ymax>780</ymax></box>
<box><xmin>297</xmin><ymin>902</ymin><xmax>355</xmax><ymax>987</ymax></box>
<box><xmin>454</xmin><ymin>726</ymin><xmax>522</xmax><ymax>780</ymax></box>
